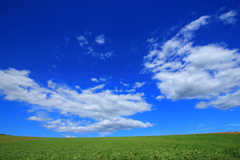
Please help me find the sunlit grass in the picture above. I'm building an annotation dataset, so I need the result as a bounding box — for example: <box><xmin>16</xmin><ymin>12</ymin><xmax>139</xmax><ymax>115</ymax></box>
<box><xmin>0</xmin><ymin>134</ymin><xmax>240</xmax><ymax>159</ymax></box>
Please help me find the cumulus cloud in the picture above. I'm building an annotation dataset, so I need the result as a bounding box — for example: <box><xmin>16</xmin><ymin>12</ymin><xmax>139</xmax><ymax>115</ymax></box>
<box><xmin>91</xmin><ymin>78</ymin><xmax>98</xmax><ymax>82</ymax></box>
<box><xmin>95</xmin><ymin>34</ymin><xmax>105</xmax><ymax>44</ymax></box>
<box><xmin>0</xmin><ymin>68</ymin><xmax>153</xmax><ymax>133</ymax></box>
<box><xmin>143</xmin><ymin>15</ymin><xmax>240</xmax><ymax>110</ymax></box>
<box><xmin>156</xmin><ymin>95</ymin><xmax>165</xmax><ymax>101</ymax></box>
<box><xmin>43</xmin><ymin>118</ymin><xmax>153</xmax><ymax>133</ymax></box>
<box><xmin>219</xmin><ymin>10</ymin><xmax>238</xmax><ymax>24</ymax></box>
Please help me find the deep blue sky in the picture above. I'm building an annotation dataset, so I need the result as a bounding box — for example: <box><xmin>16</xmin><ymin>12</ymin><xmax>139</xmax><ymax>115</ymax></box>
<box><xmin>0</xmin><ymin>0</ymin><xmax>240</xmax><ymax>137</ymax></box>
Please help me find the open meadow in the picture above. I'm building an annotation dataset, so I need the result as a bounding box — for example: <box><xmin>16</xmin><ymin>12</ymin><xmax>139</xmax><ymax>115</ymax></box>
<box><xmin>0</xmin><ymin>133</ymin><xmax>240</xmax><ymax>160</ymax></box>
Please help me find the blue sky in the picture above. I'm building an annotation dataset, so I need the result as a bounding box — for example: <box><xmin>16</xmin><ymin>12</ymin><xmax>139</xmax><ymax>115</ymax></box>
<box><xmin>0</xmin><ymin>0</ymin><xmax>240</xmax><ymax>137</ymax></box>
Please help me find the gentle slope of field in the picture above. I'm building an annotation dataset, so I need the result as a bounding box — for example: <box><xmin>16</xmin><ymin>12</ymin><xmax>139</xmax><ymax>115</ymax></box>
<box><xmin>0</xmin><ymin>134</ymin><xmax>240</xmax><ymax>159</ymax></box>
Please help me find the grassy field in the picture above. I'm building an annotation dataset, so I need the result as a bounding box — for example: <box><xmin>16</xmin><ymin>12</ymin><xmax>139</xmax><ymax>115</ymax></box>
<box><xmin>0</xmin><ymin>133</ymin><xmax>240</xmax><ymax>160</ymax></box>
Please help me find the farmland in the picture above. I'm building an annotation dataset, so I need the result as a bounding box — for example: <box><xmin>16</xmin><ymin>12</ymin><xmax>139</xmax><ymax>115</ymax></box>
<box><xmin>0</xmin><ymin>133</ymin><xmax>240</xmax><ymax>159</ymax></box>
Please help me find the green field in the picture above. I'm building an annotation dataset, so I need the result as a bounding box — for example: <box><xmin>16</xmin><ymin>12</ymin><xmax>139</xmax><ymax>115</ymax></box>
<box><xmin>0</xmin><ymin>134</ymin><xmax>240</xmax><ymax>160</ymax></box>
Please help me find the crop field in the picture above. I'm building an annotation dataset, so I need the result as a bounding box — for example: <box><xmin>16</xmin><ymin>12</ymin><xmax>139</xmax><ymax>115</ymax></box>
<box><xmin>0</xmin><ymin>133</ymin><xmax>240</xmax><ymax>160</ymax></box>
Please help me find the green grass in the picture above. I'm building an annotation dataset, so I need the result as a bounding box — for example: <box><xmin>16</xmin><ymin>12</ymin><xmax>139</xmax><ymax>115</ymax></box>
<box><xmin>0</xmin><ymin>134</ymin><xmax>240</xmax><ymax>159</ymax></box>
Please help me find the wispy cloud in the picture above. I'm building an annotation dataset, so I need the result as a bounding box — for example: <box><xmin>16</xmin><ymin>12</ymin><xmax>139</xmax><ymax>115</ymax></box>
<box><xmin>100</xmin><ymin>78</ymin><xmax>106</xmax><ymax>81</ymax></box>
<box><xmin>143</xmin><ymin>14</ymin><xmax>240</xmax><ymax>110</ymax></box>
<box><xmin>133</xmin><ymin>82</ymin><xmax>146</xmax><ymax>89</ymax></box>
<box><xmin>0</xmin><ymin>68</ymin><xmax>153</xmax><ymax>133</ymax></box>
<box><xmin>95</xmin><ymin>34</ymin><xmax>105</xmax><ymax>44</ymax></box>
<box><xmin>77</xmin><ymin>35</ymin><xmax>88</xmax><ymax>46</ymax></box>
<box><xmin>75</xmin><ymin>85</ymin><xmax>80</xmax><ymax>89</ymax></box>
<box><xmin>125</xmin><ymin>89</ymin><xmax>136</xmax><ymax>93</ymax></box>
<box><xmin>146</xmin><ymin>38</ymin><xmax>158</xmax><ymax>43</ymax></box>
<box><xmin>85</xmin><ymin>46</ymin><xmax>114</xmax><ymax>60</ymax></box>
<box><xmin>99</xmin><ymin>51</ymin><xmax>113</xmax><ymax>60</ymax></box>
<box><xmin>219</xmin><ymin>10</ymin><xmax>238</xmax><ymax>24</ymax></box>
<box><xmin>120</xmin><ymin>81</ymin><xmax>129</xmax><ymax>87</ymax></box>
<box><xmin>225</xmin><ymin>123</ymin><xmax>240</xmax><ymax>127</ymax></box>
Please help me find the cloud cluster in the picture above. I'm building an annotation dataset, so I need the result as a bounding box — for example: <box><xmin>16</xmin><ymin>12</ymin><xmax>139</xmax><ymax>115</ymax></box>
<box><xmin>124</xmin><ymin>82</ymin><xmax>146</xmax><ymax>93</ymax></box>
<box><xmin>77</xmin><ymin>36</ymin><xmax>88</xmax><ymax>46</ymax></box>
<box><xmin>76</xmin><ymin>34</ymin><xmax>113</xmax><ymax>60</ymax></box>
<box><xmin>95</xmin><ymin>34</ymin><xmax>105</xmax><ymax>44</ymax></box>
<box><xmin>0</xmin><ymin>68</ymin><xmax>153</xmax><ymax>133</ymax></box>
<box><xmin>91</xmin><ymin>77</ymin><xmax>107</xmax><ymax>82</ymax></box>
<box><xmin>143</xmin><ymin>11</ymin><xmax>240</xmax><ymax>110</ymax></box>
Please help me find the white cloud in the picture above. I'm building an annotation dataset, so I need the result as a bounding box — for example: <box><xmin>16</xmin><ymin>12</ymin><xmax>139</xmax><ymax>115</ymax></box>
<box><xmin>86</xmin><ymin>46</ymin><xmax>95</xmax><ymax>55</ymax></box>
<box><xmin>156</xmin><ymin>95</ymin><xmax>165</xmax><ymax>101</ymax></box>
<box><xmin>124</xmin><ymin>82</ymin><xmax>146</xmax><ymax>93</ymax></box>
<box><xmin>75</xmin><ymin>85</ymin><xmax>80</xmax><ymax>89</ymax></box>
<box><xmin>88</xmin><ymin>84</ymin><xmax>105</xmax><ymax>91</ymax></box>
<box><xmin>105</xmin><ymin>51</ymin><xmax>113</xmax><ymax>58</ymax></box>
<box><xmin>133</xmin><ymin>82</ymin><xmax>146</xmax><ymax>88</ymax></box>
<box><xmin>65</xmin><ymin>135</ymin><xmax>76</xmax><ymax>138</ymax></box>
<box><xmin>85</xmin><ymin>47</ymin><xmax>113</xmax><ymax>60</ymax></box>
<box><xmin>143</xmin><ymin>15</ymin><xmax>240</xmax><ymax>110</ymax></box>
<box><xmin>28</xmin><ymin>116</ymin><xmax>52</xmax><ymax>122</ymax></box>
<box><xmin>0</xmin><ymin>68</ymin><xmax>153</xmax><ymax>133</ymax></box>
<box><xmin>120</xmin><ymin>81</ymin><xmax>129</xmax><ymax>87</ymax></box>
<box><xmin>99</xmin><ymin>51</ymin><xmax>114</xmax><ymax>60</ymax></box>
<box><xmin>95</xmin><ymin>34</ymin><xmax>105</xmax><ymax>44</ymax></box>
<box><xmin>169</xmin><ymin>25</ymin><xmax>178</xmax><ymax>32</ymax></box>
<box><xmin>28</xmin><ymin>111</ymin><xmax>53</xmax><ymax>122</ymax></box>
<box><xmin>100</xmin><ymin>78</ymin><xmax>106</xmax><ymax>81</ymax></box>
<box><xmin>91</xmin><ymin>78</ymin><xmax>98</xmax><ymax>82</ymax></box>
<box><xmin>77</xmin><ymin>36</ymin><xmax>88</xmax><ymax>46</ymax></box>
<box><xmin>225</xmin><ymin>123</ymin><xmax>240</xmax><ymax>127</ymax></box>
<box><xmin>219</xmin><ymin>10</ymin><xmax>237</xmax><ymax>24</ymax></box>
<box><xmin>146</xmin><ymin>38</ymin><xmax>158</xmax><ymax>43</ymax></box>
<box><xmin>43</xmin><ymin>118</ymin><xmax>153</xmax><ymax>133</ymax></box>
<box><xmin>27</xmin><ymin>110</ymin><xmax>34</xmax><ymax>113</ymax></box>
<box><xmin>78</xmin><ymin>33</ymin><xmax>113</xmax><ymax>60</ymax></box>
<box><xmin>125</xmin><ymin>89</ymin><xmax>136</xmax><ymax>92</ymax></box>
